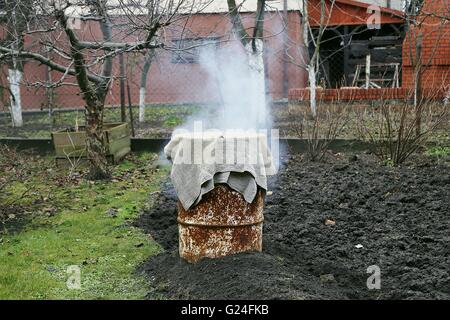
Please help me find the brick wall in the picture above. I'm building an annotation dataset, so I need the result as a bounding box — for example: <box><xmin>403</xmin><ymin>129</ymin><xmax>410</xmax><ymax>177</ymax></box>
<box><xmin>288</xmin><ymin>87</ymin><xmax>447</xmax><ymax>102</ymax></box>
<box><xmin>289</xmin><ymin>0</ymin><xmax>449</xmax><ymax>103</ymax></box>
<box><xmin>402</xmin><ymin>0</ymin><xmax>450</xmax><ymax>92</ymax></box>
<box><xmin>0</xmin><ymin>11</ymin><xmax>307</xmax><ymax>111</ymax></box>
<box><xmin>289</xmin><ymin>87</ymin><xmax>409</xmax><ymax>101</ymax></box>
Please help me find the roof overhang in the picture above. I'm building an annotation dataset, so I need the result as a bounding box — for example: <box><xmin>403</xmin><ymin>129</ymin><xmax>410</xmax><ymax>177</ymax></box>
<box><xmin>308</xmin><ymin>0</ymin><xmax>405</xmax><ymax>27</ymax></box>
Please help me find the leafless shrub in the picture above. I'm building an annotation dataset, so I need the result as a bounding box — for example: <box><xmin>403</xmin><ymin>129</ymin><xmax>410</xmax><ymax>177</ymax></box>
<box><xmin>288</xmin><ymin>98</ymin><xmax>350</xmax><ymax>161</ymax></box>
<box><xmin>0</xmin><ymin>0</ymin><xmax>208</xmax><ymax>179</ymax></box>
<box><xmin>356</xmin><ymin>90</ymin><xmax>449</xmax><ymax>165</ymax></box>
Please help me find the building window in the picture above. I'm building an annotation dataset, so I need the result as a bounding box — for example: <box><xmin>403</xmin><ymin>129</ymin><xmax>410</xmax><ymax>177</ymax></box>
<box><xmin>172</xmin><ymin>37</ymin><xmax>219</xmax><ymax>64</ymax></box>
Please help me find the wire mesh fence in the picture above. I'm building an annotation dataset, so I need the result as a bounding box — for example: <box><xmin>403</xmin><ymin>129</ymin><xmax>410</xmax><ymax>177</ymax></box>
<box><xmin>0</xmin><ymin>43</ymin><xmax>302</xmax><ymax>113</ymax></box>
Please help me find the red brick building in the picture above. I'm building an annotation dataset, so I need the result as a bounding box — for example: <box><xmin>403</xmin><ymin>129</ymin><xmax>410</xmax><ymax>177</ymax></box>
<box><xmin>290</xmin><ymin>0</ymin><xmax>450</xmax><ymax>101</ymax></box>
<box><xmin>1</xmin><ymin>0</ymin><xmax>449</xmax><ymax>110</ymax></box>
<box><xmin>402</xmin><ymin>0</ymin><xmax>450</xmax><ymax>93</ymax></box>
<box><xmin>0</xmin><ymin>3</ymin><xmax>305</xmax><ymax>111</ymax></box>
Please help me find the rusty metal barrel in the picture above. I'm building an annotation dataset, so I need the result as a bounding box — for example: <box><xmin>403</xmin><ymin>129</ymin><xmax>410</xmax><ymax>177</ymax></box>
<box><xmin>177</xmin><ymin>184</ymin><xmax>264</xmax><ymax>263</ymax></box>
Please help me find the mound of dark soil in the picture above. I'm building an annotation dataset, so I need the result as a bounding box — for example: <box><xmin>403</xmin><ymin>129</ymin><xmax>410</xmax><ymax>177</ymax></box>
<box><xmin>136</xmin><ymin>153</ymin><xmax>450</xmax><ymax>300</ymax></box>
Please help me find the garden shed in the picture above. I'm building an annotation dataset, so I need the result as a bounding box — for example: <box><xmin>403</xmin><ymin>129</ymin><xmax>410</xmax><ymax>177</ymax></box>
<box><xmin>307</xmin><ymin>0</ymin><xmax>405</xmax><ymax>89</ymax></box>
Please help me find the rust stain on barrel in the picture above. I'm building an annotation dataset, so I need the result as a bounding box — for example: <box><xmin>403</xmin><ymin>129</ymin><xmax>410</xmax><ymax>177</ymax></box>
<box><xmin>178</xmin><ymin>184</ymin><xmax>265</xmax><ymax>263</ymax></box>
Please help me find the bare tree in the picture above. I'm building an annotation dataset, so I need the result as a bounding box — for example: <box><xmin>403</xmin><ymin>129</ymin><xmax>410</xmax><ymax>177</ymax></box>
<box><xmin>351</xmin><ymin>0</ymin><xmax>449</xmax><ymax>165</ymax></box>
<box><xmin>227</xmin><ymin>0</ymin><xmax>267</xmax><ymax>126</ymax></box>
<box><xmin>139</xmin><ymin>49</ymin><xmax>154</xmax><ymax>122</ymax></box>
<box><xmin>288</xmin><ymin>98</ymin><xmax>350</xmax><ymax>161</ymax></box>
<box><xmin>0</xmin><ymin>0</ymin><xmax>34</xmax><ymax>127</ymax></box>
<box><xmin>404</xmin><ymin>0</ymin><xmax>448</xmax><ymax>135</ymax></box>
<box><xmin>356</xmin><ymin>92</ymin><xmax>448</xmax><ymax>165</ymax></box>
<box><xmin>282</xmin><ymin>0</ymin><xmax>337</xmax><ymax>117</ymax></box>
<box><xmin>0</xmin><ymin>0</ymin><xmax>199</xmax><ymax>178</ymax></box>
<box><xmin>301</xmin><ymin>0</ymin><xmax>337</xmax><ymax>118</ymax></box>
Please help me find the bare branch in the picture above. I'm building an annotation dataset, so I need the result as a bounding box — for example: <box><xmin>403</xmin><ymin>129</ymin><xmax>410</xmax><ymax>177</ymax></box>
<box><xmin>0</xmin><ymin>45</ymin><xmax>103</xmax><ymax>83</ymax></box>
<box><xmin>227</xmin><ymin>0</ymin><xmax>251</xmax><ymax>46</ymax></box>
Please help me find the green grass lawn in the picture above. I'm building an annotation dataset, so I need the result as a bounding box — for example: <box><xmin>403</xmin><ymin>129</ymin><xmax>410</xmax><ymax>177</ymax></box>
<box><xmin>0</xmin><ymin>152</ymin><xmax>169</xmax><ymax>299</ymax></box>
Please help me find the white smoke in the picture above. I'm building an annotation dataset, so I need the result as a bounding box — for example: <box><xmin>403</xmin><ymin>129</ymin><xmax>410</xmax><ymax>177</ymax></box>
<box><xmin>170</xmin><ymin>40</ymin><xmax>280</xmax><ymax>173</ymax></box>
<box><xmin>198</xmin><ymin>42</ymin><xmax>269</xmax><ymax>130</ymax></box>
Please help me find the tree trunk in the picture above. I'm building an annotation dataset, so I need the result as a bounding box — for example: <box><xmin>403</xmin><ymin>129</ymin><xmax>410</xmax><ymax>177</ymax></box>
<box><xmin>302</xmin><ymin>1</ymin><xmax>317</xmax><ymax>118</ymax></box>
<box><xmin>4</xmin><ymin>1</ymin><xmax>29</xmax><ymax>128</ymax></box>
<box><xmin>119</xmin><ymin>53</ymin><xmax>127</xmax><ymax>122</ymax></box>
<box><xmin>227</xmin><ymin>0</ymin><xmax>267</xmax><ymax>127</ymax></box>
<box><xmin>414</xmin><ymin>32</ymin><xmax>423</xmax><ymax>137</ymax></box>
<box><xmin>139</xmin><ymin>50</ymin><xmax>154</xmax><ymax>123</ymax></box>
<box><xmin>139</xmin><ymin>87</ymin><xmax>146</xmax><ymax>123</ymax></box>
<box><xmin>8</xmin><ymin>68</ymin><xmax>23</xmax><ymax>127</ymax></box>
<box><xmin>414</xmin><ymin>69</ymin><xmax>422</xmax><ymax>137</ymax></box>
<box><xmin>55</xmin><ymin>4</ymin><xmax>113</xmax><ymax>179</ymax></box>
<box><xmin>245</xmin><ymin>40</ymin><xmax>266</xmax><ymax>128</ymax></box>
<box><xmin>308</xmin><ymin>65</ymin><xmax>317</xmax><ymax>118</ymax></box>
<box><xmin>85</xmin><ymin>105</ymin><xmax>110</xmax><ymax>179</ymax></box>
